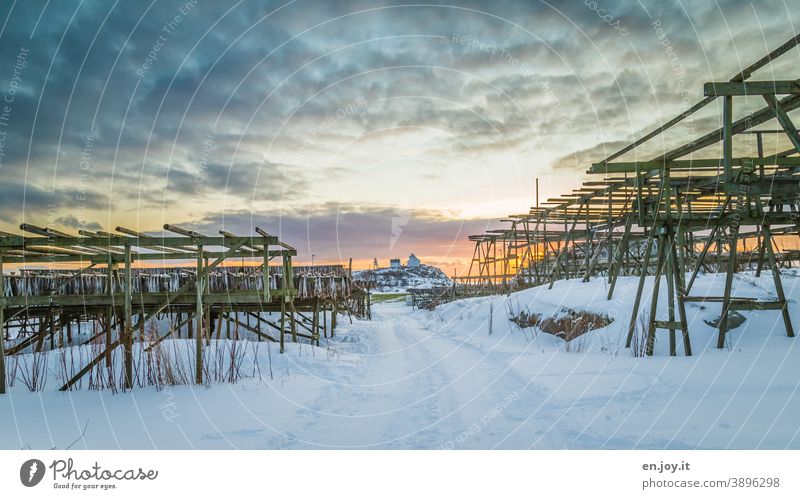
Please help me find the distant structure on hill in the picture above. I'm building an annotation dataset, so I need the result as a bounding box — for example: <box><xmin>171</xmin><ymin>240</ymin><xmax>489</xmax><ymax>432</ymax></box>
<box><xmin>373</xmin><ymin>258</ymin><xmax>379</xmax><ymax>269</ymax></box>
<box><xmin>389</xmin><ymin>258</ymin><xmax>401</xmax><ymax>269</ymax></box>
<box><xmin>407</xmin><ymin>253</ymin><xmax>421</xmax><ymax>267</ymax></box>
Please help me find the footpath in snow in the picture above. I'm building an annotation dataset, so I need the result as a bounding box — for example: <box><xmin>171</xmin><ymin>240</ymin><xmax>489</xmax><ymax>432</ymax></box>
<box><xmin>1</xmin><ymin>272</ymin><xmax>799</xmax><ymax>449</ymax></box>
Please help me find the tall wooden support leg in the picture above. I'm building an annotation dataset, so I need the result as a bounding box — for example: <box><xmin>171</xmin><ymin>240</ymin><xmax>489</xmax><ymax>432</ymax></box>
<box><xmin>665</xmin><ymin>239</ymin><xmax>677</xmax><ymax>356</ymax></box>
<box><xmin>289</xmin><ymin>301</ymin><xmax>298</xmax><ymax>343</ymax></box>
<box><xmin>263</xmin><ymin>247</ymin><xmax>271</xmax><ymax>298</ymax></box>
<box><xmin>549</xmin><ymin>204</ymin><xmax>583</xmax><ymax>289</ymax></box>
<box><xmin>584</xmin><ymin>206</ymin><xmax>591</xmax><ymax>281</ymax></box>
<box><xmin>331</xmin><ymin>299</ymin><xmax>337</xmax><ymax>336</ymax></box>
<box><xmin>755</xmin><ymin>228</ymin><xmax>766</xmax><ymax>277</ymax></box>
<box><xmin>686</xmin><ymin>201</ymin><xmax>695</xmax><ymax>263</ymax></box>
<box><xmin>314</xmin><ymin>297</ymin><xmax>320</xmax><ymax>346</ymax></box>
<box><xmin>279</xmin><ymin>298</ymin><xmax>286</xmax><ymax>353</ymax></box>
<box><xmin>669</xmin><ymin>239</ymin><xmax>692</xmax><ymax>356</ymax></box>
<box><xmin>323</xmin><ymin>306</ymin><xmax>328</xmax><ymax>339</ymax></box>
<box><xmin>204</xmin><ymin>302</ymin><xmax>212</xmax><ymax>347</ymax></box>
<box><xmin>541</xmin><ymin>218</ymin><xmax>548</xmax><ymax>285</ymax></box>
<box><xmin>123</xmin><ymin>244</ymin><xmax>133</xmax><ymax>390</ymax></box>
<box><xmin>105</xmin><ymin>305</ymin><xmax>113</xmax><ymax>368</ymax></box>
<box><xmin>608</xmin><ymin>213</ymin><xmax>632</xmax><ymax>300</ymax></box>
<box><xmin>717</xmin><ymin>224</ymin><xmax>739</xmax><ymax>349</ymax></box>
<box><xmin>723</xmin><ymin>95</ymin><xmax>733</xmax><ymax>181</ymax></box>
<box><xmin>645</xmin><ymin>236</ymin><xmax>667</xmax><ymax>356</ymax></box>
<box><xmin>49</xmin><ymin>313</ymin><xmax>55</xmax><ymax>350</ymax></box>
<box><xmin>195</xmin><ymin>245</ymin><xmax>204</xmax><ymax>384</ymax></box>
<box><xmin>763</xmin><ymin>225</ymin><xmax>794</xmax><ymax>337</ymax></box>
<box><xmin>626</xmin><ymin>229</ymin><xmax>656</xmax><ymax>347</ymax></box>
<box><xmin>0</xmin><ymin>252</ymin><xmax>6</xmax><ymax>394</ymax></box>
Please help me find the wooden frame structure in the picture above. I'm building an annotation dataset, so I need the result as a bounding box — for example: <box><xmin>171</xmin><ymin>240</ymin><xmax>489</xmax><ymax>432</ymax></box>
<box><xmin>0</xmin><ymin>223</ymin><xmax>369</xmax><ymax>393</ymax></box>
<box><xmin>461</xmin><ymin>35</ymin><xmax>800</xmax><ymax>356</ymax></box>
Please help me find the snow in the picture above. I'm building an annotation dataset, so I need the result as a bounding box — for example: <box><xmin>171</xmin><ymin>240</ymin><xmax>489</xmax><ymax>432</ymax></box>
<box><xmin>1</xmin><ymin>271</ymin><xmax>799</xmax><ymax>449</ymax></box>
<box><xmin>354</xmin><ymin>264</ymin><xmax>451</xmax><ymax>292</ymax></box>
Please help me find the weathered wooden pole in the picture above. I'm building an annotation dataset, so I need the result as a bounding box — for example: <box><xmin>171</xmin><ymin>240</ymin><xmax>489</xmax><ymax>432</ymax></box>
<box><xmin>263</xmin><ymin>242</ymin><xmax>270</xmax><ymax>303</ymax></box>
<box><xmin>717</xmin><ymin>223</ymin><xmax>739</xmax><ymax>348</ymax></box>
<box><xmin>0</xmin><ymin>252</ymin><xmax>6</xmax><ymax>394</ymax></box>
<box><xmin>123</xmin><ymin>244</ymin><xmax>133</xmax><ymax>390</ymax></box>
<box><xmin>625</xmin><ymin>224</ymin><xmax>656</xmax><ymax>348</ymax></box>
<box><xmin>323</xmin><ymin>306</ymin><xmax>328</xmax><ymax>338</ymax></box>
<box><xmin>279</xmin><ymin>297</ymin><xmax>286</xmax><ymax>354</ymax></box>
<box><xmin>196</xmin><ymin>245</ymin><xmax>204</xmax><ymax>384</ymax></box>
<box><xmin>331</xmin><ymin>298</ymin><xmax>337</xmax><ymax>336</ymax></box>
<box><xmin>284</xmin><ymin>254</ymin><xmax>297</xmax><ymax>343</ymax></box>
<box><xmin>314</xmin><ymin>297</ymin><xmax>320</xmax><ymax>346</ymax></box>
<box><xmin>763</xmin><ymin>225</ymin><xmax>794</xmax><ymax>338</ymax></box>
<box><xmin>716</xmin><ymin>95</ymin><xmax>736</xmax><ymax>348</ymax></box>
<box><xmin>645</xmin><ymin>235</ymin><xmax>667</xmax><ymax>356</ymax></box>
<box><xmin>665</xmin><ymin>239</ymin><xmax>677</xmax><ymax>356</ymax></box>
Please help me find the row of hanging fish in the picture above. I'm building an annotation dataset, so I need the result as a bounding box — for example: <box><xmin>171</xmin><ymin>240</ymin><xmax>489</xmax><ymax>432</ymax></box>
<box><xmin>2</xmin><ymin>266</ymin><xmax>356</xmax><ymax>299</ymax></box>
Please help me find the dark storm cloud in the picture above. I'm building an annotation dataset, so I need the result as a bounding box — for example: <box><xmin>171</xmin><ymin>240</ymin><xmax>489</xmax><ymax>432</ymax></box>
<box><xmin>185</xmin><ymin>202</ymin><xmax>501</xmax><ymax>264</ymax></box>
<box><xmin>0</xmin><ymin>180</ymin><xmax>106</xmax><ymax>224</ymax></box>
<box><xmin>55</xmin><ymin>215</ymin><xmax>102</xmax><ymax>232</ymax></box>
<box><xmin>0</xmin><ymin>0</ymin><xmax>798</xmax><ymax>258</ymax></box>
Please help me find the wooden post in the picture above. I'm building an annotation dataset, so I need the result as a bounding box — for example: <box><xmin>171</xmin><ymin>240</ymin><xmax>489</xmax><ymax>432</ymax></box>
<box><xmin>607</xmin><ymin>212</ymin><xmax>632</xmax><ymax>300</ymax></box>
<box><xmin>105</xmin><ymin>305</ymin><xmax>113</xmax><ymax>368</ymax></box>
<box><xmin>0</xmin><ymin>252</ymin><xmax>6</xmax><ymax>394</ymax></box>
<box><xmin>49</xmin><ymin>313</ymin><xmax>55</xmax><ymax>350</ymax></box>
<box><xmin>290</xmin><ymin>300</ymin><xmax>298</xmax><ymax>343</ymax></box>
<box><xmin>279</xmin><ymin>297</ymin><xmax>286</xmax><ymax>353</ymax></box>
<box><xmin>123</xmin><ymin>244</ymin><xmax>133</xmax><ymax>390</ymax></box>
<box><xmin>625</xmin><ymin>227</ymin><xmax>656</xmax><ymax>347</ymax></box>
<box><xmin>645</xmin><ymin>235</ymin><xmax>667</xmax><ymax>356</ymax></box>
<box><xmin>669</xmin><ymin>238</ymin><xmax>692</xmax><ymax>356</ymax></box>
<box><xmin>723</xmin><ymin>95</ymin><xmax>733</xmax><ymax>182</ymax></box>
<box><xmin>763</xmin><ymin>225</ymin><xmax>794</xmax><ymax>338</ymax></box>
<box><xmin>196</xmin><ymin>245</ymin><xmax>204</xmax><ymax>384</ymax></box>
<box><xmin>665</xmin><ymin>239</ymin><xmax>677</xmax><ymax>356</ymax></box>
<box><xmin>263</xmin><ymin>243</ymin><xmax>270</xmax><ymax>303</ymax></box>
<box><xmin>717</xmin><ymin>224</ymin><xmax>739</xmax><ymax>348</ymax></box>
<box><xmin>313</xmin><ymin>297</ymin><xmax>320</xmax><ymax>346</ymax></box>
<box><xmin>204</xmin><ymin>301</ymin><xmax>212</xmax><ymax>346</ymax></box>
<box><xmin>332</xmin><ymin>298</ymin><xmax>337</xmax><ymax>336</ymax></box>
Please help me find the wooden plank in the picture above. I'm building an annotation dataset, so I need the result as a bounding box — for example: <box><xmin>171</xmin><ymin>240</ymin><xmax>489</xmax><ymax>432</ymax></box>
<box><xmin>704</xmin><ymin>81</ymin><xmax>800</xmax><ymax>96</ymax></box>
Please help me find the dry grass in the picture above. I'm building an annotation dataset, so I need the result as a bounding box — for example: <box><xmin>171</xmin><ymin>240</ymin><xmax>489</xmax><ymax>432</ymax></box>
<box><xmin>509</xmin><ymin>305</ymin><xmax>612</xmax><ymax>342</ymax></box>
<box><xmin>7</xmin><ymin>318</ymin><xmax>276</xmax><ymax>393</ymax></box>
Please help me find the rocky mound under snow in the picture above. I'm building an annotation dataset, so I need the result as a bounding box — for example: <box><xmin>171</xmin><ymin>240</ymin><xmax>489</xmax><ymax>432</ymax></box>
<box><xmin>355</xmin><ymin>264</ymin><xmax>452</xmax><ymax>292</ymax></box>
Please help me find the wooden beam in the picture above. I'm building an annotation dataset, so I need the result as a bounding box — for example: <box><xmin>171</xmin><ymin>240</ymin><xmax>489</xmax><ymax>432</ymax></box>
<box><xmin>704</xmin><ymin>80</ymin><xmax>800</xmax><ymax>96</ymax></box>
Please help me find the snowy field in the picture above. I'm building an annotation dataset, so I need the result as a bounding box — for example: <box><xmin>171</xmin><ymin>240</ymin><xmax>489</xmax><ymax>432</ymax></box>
<box><xmin>1</xmin><ymin>271</ymin><xmax>799</xmax><ymax>449</ymax></box>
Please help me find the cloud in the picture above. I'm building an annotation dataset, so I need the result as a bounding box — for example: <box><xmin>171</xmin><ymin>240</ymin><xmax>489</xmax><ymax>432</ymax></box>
<box><xmin>0</xmin><ymin>181</ymin><xmax>106</xmax><ymax>227</ymax></box>
<box><xmin>55</xmin><ymin>215</ymin><xmax>102</xmax><ymax>232</ymax></box>
<box><xmin>1</xmin><ymin>0</ymin><xmax>798</xmax><ymax>270</ymax></box>
<box><xmin>184</xmin><ymin>202</ymin><xmax>501</xmax><ymax>264</ymax></box>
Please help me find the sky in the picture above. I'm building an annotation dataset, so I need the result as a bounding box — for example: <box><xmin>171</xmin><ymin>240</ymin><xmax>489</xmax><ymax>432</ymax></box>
<box><xmin>0</xmin><ymin>0</ymin><xmax>798</xmax><ymax>273</ymax></box>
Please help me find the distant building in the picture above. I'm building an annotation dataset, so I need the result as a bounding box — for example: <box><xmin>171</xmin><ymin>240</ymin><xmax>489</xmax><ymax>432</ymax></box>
<box><xmin>389</xmin><ymin>258</ymin><xmax>401</xmax><ymax>269</ymax></box>
<box><xmin>407</xmin><ymin>253</ymin><xmax>421</xmax><ymax>267</ymax></box>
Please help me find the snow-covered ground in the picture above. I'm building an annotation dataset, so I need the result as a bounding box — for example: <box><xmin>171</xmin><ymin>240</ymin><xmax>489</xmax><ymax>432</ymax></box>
<box><xmin>355</xmin><ymin>264</ymin><xmax>451</xmax><ymax>292</ymax></box>
<box><xmin>1</xmin><ymin>271</ymin><xmax>799</xmax><ymax>449</ymax></box>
